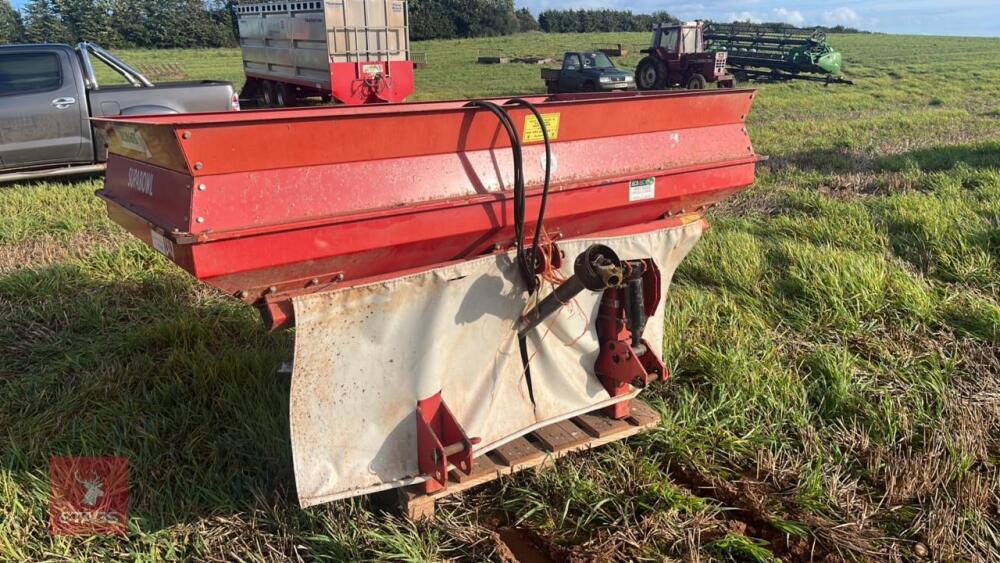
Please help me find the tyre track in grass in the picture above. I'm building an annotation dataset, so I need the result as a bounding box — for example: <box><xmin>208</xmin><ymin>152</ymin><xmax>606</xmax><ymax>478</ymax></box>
<box><xmin>478</xmin><ymin>463</ymin><xmax>834</xmax><ymax>561</ymax></box>
<box><xmin>662</xmin><ymin>463</ymin><xmax>846</xmax><ymax>562</ymax></box>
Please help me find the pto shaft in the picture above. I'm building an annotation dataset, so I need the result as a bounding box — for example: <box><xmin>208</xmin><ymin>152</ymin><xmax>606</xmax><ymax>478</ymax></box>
<box><xmin>518</xmin><ymin>245</ymin><xmax>623</xmax><ymax>336</ymax></box>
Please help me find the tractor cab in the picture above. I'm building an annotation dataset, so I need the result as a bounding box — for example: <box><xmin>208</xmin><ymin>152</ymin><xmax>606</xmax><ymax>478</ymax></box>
<box><xmin>636</xmin><ymin>21</ymin><xmax>734</xmax><ymax>91</ymax></box>
<box><xmin>650</xmin><ymin>22</ymin><xmax>705</xmax><ymax>58</ymax></box>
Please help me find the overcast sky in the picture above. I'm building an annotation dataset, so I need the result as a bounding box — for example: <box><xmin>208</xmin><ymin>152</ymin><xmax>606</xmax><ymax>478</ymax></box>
<box><xmin>10</xmin><ymin>0</ymin><xmax>1000</xmax><ymax>37</ymax></box>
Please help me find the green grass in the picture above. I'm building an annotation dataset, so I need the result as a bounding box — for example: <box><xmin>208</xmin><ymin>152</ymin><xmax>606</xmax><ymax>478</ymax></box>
<box><xmin>2</xmin><ymin>32</ymin><xmax>1000</xmax><ymax>560</ymax></box>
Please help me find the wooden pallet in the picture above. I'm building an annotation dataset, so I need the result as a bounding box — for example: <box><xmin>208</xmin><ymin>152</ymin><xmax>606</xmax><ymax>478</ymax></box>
<box><xmin>393</xmin><ymin>400</ymin><xmax>661</xmax><ymax>520</ymax></box>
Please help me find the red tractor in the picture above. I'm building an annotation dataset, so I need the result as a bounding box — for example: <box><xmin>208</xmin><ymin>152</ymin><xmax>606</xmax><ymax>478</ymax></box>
<box><xmin>636</xmin><ymin>22</ymin><xmax>735</xmax><ymax>90</ymax></box>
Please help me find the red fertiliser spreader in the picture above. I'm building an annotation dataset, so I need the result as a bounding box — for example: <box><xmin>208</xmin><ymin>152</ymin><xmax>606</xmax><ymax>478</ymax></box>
<box><xmin>96</xmin><ymin>89</ymin><xmax>760</xmax><ymax>505</ymax></box>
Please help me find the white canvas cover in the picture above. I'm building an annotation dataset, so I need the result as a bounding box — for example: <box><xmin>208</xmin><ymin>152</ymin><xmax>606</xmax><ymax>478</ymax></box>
<box><xmin>290</xmin><ymin>220</ymin><xmax>704</xmax><ymax>507</ymax></box>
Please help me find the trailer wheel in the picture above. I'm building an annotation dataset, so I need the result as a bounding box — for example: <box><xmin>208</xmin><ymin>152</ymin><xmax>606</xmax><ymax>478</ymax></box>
<box><xmin>260</xmin><ymin>81</ymin><xmax>277</xmax><ymax>108</ymax></box>
<box><xmin>240</xmin><ymin>78</ymin><xmax>260</xmax><ymax>106</ymax></box>
<box><xmin>686</xmin><ymin>74</ymin><xmax>707</xmax><ymax>90</ymax></box>
<box><xmin>636</xmin><ymin>56</ymin><xmax>668</xmax><ymax>90</ymax></box>
<box><xmin>275</xmin><ymin>83</ymin><xmax>295</xmax><ymax>107</ymax></box>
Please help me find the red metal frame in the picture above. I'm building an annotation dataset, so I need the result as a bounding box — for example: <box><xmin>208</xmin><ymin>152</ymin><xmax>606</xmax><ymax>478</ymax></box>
<box><xmin>415</xmin><ymin>392</ymin><xmax>478</xmax><ymax>493</ymax></box>
<box><xmin>595</xmin><ymin>259</ymin><xmax>668</xmax><ymax>419</ymax></box>
<box><xmin>96</xmin><ymin>89</ymin><xmax>759</xmax><ymax>329</ymax></box>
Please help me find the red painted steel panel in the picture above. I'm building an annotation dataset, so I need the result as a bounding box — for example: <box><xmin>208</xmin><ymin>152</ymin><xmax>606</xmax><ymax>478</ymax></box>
<box><xmin>186</xmin><ymin>125</ymin><xmax>749</xmax><ymax>236</ymax></box>
<box><xmin>330</xmin><ymin>61</ymin><xmax>415</xmax><ymax>104</ymax></box>
<box><xmin>102</xmin><ymin>159</ymin><xmax>194</xmax><ymax>234</ymax></box>
<box><xmin>93</xmin><ymin>89</ymin><xmax>755</xmax><ymax>175</ymax></box>
<box><xmin>97</xmin><ymin>89</ymin><xmax>760</xmax><ymax>305</ymax></box>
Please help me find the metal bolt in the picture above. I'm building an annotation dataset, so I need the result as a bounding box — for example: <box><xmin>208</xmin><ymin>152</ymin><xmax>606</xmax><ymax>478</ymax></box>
<box><xmin>194</xmin><ymin>162</ymin><xmax>204</xmax><ymax>171</ymax></box>
<box><xmin>238</xmin><ymin>290</ymin><xmax>249</xmax><ymax>299</ymax></box>
<box><xmin>267</xmin><ymin>286</ymin><xmax>278</xmax><ymax>294</ymax></box>
<box><xmin>309</xmin><ymin>278</ymin><xmax>320</xmax><ymax>286</ymax></box>
<box><xmin>182</xmin><ymin>131</ymin><xmax>192</xmax><ymax>140</ymax></box>
<box><xmin>335</xmin><ymin>273</ymin><xmax>345</xmax><ymax>282</ymax></box>
<box><xmin>198</xmin><ymin>184</ymin><xmax>207</xmax><ymax>191</ymax></box>
<box><xmin>196</xmin><ymin>217</ymin><xmax>205</xmax><ymax>224</ymax></box>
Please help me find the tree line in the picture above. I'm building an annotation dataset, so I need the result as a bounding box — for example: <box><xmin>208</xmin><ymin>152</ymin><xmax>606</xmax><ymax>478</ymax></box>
<box><xmin>0</xmin><ymin>0</ymin><xmax>237</xmax><ymax>48</ymax></box>
<box><xmin>409</xmin><ymin>0</ymin><xmax>520</xmax><ymax>40</ymax></box>
<box><xmin>0</xmin><ymin>0</ymin><xmax>871</xmax><ymax>49</ymax></box>
<box><xmin>538</xmin><ymin>9</ymin><xmax>678</xmax><ymax>33</ymax></box>
<box><xmin>408</xmin><ymin>2</ymin><xmax>680</xmax><ymax>40</ymax></box>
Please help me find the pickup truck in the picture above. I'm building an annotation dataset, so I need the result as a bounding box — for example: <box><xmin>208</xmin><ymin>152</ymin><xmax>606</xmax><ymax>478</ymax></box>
<box><xmin>0</xmin><ymin>43</ymin><xmax>239</xmax><ymax>183</ymax></box>
<box><xmin>541</xmin><ymin>51</ymin><xmax>635</xmax><ymax>94</ymax></box>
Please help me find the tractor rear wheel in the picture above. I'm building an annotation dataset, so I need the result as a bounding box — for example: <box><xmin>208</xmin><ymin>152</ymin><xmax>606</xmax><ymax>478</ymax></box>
<box><xmin>686</xmin><ymin>73</ymin><xmax>708</xmax><ymax>90</ymax></box>
<box><xmin>636</xmin><ymin>56</ymin><xmax>668</xmax><ymax>90</ymax></box>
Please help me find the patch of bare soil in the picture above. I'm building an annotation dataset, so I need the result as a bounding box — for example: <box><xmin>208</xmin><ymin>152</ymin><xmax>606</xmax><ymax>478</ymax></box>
<box><xmin>495</xmin><ymin>527</ymin><xmax>560</xmax><ymax>563</ymax></box>
<box><xmin>664</xmin><ymin>464</ymin><xmax>847</xmax><ymax>562</ymax></box>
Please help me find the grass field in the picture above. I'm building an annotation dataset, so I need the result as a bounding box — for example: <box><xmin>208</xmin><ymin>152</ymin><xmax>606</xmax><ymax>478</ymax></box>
<box><xmin>2</xmin><ymin>32</ymin><xmax>999</xmax><ymax>561</ymax></box>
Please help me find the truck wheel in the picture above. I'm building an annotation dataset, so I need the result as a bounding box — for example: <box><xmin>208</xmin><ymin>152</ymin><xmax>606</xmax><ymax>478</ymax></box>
<box><xmin>636</xmin><ymin>56</ymin><xmax>668</xmax><ymax>90</ymax></box>
<box><xmin>686</xmin><ymin>74</ymin><xmax>708</xmax><ymax>90</ymax></box>
<box><xmin>717</xmin><ymin>79</ymin><xmax>735</xmax><ymax>89</ymax></box>
<box><xmin>260</xmin><ymin>81</ymin><xmax>277</xmax><ymax>108</ymax></box>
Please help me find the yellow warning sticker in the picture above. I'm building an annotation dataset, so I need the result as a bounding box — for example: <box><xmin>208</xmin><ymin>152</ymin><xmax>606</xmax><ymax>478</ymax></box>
<box><xmin>523</xmin><ymin>113</ymin><xmax>561</xmax><ymax>143</ymax></box>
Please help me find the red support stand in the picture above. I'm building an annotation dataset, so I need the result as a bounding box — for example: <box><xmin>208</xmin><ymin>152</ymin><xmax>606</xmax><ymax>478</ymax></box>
<box><xmin>415</xmin><ymin>392</ymin><xmax>479</xmax><ymax>494</ymax></box>
<box><xmin>594</xmin><ymin>260</ymin><xmax>669</xmax><ymax>419</ymax></box>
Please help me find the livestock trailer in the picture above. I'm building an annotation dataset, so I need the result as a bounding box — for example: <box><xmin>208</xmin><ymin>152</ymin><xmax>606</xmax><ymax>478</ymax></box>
<box><xmin>236</xmin><ymin>0</ymin><xmax>414</xmax><ymax>106</ymax></box>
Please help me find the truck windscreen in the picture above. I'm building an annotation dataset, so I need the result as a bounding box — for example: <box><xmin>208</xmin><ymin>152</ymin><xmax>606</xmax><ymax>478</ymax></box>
<box><xmin>581</xmin><ymin>53</ymin><xmax>616</xmax><ymax>69</ymax></box>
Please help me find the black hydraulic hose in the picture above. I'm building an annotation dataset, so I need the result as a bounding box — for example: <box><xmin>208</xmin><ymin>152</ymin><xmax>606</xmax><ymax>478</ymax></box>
<box><xmin>466</xmin><ymin>99</ymin><xmax>539</xmax><ymax>405</ymax></box>
<box><xmin>466</xmin><ymin>100</ymin><xmax>535</xmax><ymax>292</ymax></box>
<box><xmin>504</xmin><ymin>98</ymin><xmax>552</xmax><ymax>288</ymax></box>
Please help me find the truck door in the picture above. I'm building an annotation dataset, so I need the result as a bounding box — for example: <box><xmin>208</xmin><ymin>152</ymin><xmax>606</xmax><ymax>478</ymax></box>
<box><xmin>560</xmin><ymin>53</ymin><xmax>583</xmax><ymax>90</ymax></box>
<box><xmin>0</xmin><ymin>48</ymin><xmax>89</xmax><ymax>170</ymax></box>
